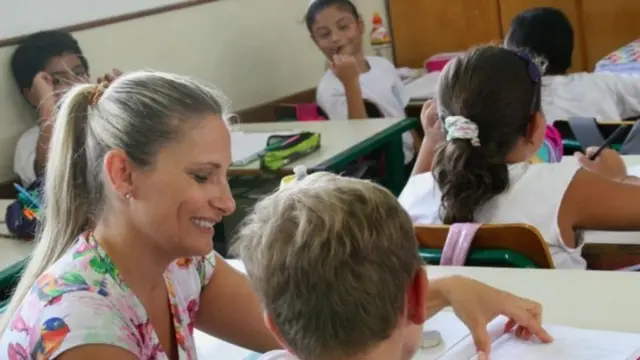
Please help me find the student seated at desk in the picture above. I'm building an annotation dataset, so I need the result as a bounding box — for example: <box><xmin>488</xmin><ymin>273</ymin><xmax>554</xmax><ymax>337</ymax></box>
<box><xmin>399</xmin><ymin>46</ymin><xmax>640</xmax><ymax>270</ymax></box>
<box><xmin>10</xmin><ymin>30</ymin><xmax>120</xmax><ymax>186</ymax></box>
<box><xmin>232</xmin><ymin>172</ymin><xmax>551</xmax><ymax>360</ymax></box>
<box><xmin>504</xmin><ymin>7</ymin><xmax>640</xmax><ymax>123</ymax></box>
<box><xmin>307</xmin><ymin>0</ymin><xmax>417</xmax><ymax>170</ymax></box>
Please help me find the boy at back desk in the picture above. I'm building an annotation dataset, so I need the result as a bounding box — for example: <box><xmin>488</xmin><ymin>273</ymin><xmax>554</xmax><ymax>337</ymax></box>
<box><xmin>11</xmin><ymin>30</ymin><xmax>120</xmax><ymax>186</ymax></box>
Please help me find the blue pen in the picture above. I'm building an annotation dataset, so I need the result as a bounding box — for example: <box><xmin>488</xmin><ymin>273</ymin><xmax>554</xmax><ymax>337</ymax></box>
<box><xmin>13</xmin><ymin>183</ymin><xmax>40</xmax><ymax>210</ymax></box>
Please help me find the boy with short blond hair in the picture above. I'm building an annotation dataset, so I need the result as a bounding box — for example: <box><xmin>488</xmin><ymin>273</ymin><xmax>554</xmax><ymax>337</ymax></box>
<box><xmin>233</xmin><ymin>173</ymin><xmax>426</xmax><ymax>359</ymax></box>
<box><xmin>233</xmin><ymin>173</ymin><xmax>552</xmax><ymax>360</ymax></box>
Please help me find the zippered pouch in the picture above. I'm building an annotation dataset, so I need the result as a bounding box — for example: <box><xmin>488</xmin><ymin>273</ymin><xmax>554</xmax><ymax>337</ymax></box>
<box><xmin>260</xmin><ymin>132</ymin><xmax>321</xmax><ymax>171</ymax></box>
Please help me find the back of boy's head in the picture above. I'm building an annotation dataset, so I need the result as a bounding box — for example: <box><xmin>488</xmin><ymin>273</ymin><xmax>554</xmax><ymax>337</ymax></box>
<box><xmin>433</xmin><ymin>45</ymin><xmax>541</xmax><ymax>224</ymax></box>
<box><xmin>11</xmin><ymin>30</ymin><xmax>88</xmax><ymax>92</ymax></box>
<box><xmin>232</xmin><ymin>173</ymin><xmax>423</xmax><ymax>359</ymax></box>
<box><xmin>305</xmin><ymin>0</ymin><xmax>360</xmax><ymax>32</ymax></box>
<box><xmin>504</xmin><ymin>7</ymin><xmax>574</xmax><ymax>75</ymax></box>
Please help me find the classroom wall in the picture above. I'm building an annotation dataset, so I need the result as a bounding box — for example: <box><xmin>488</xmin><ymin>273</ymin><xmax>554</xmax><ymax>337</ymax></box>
<box><xmin>0</xmin><ymin>0</ymin><xmax>389</xmax><ymax>183</ymax></box>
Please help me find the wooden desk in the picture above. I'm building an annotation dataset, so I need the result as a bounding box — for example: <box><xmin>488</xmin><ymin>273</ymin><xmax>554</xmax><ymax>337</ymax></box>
<box><xmin>230</xmin><ymin>118</ymin><xmax>419</xmax><ymax>195</ymax></box>
<box><xmin>193</xmin><ymin>261</ymin><xmax>640</xmax><ymax>358</ymax></box>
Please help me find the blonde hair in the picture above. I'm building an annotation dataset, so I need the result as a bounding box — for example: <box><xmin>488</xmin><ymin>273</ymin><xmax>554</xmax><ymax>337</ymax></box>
<box><xmin>231</xmin><ymin>173</ymin><xmax>423</xmax><ymax>359</ymax></box>
<box><xmin>0</xmin><ymin>71</ymin><xmax>230</xmax><ymax>332</ymax></box>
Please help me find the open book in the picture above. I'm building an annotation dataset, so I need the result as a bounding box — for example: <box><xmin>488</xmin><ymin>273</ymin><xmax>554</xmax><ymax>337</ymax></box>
<box><xmin>415</xmin><ymin>312</ymin><xmax>640</xmax><ymax>360</ymax></box>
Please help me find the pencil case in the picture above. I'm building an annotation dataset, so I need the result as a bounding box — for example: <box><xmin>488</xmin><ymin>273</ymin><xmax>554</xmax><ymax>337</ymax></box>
<box><xmin>260</xmin><ymin>132</ymin><xmax>321</xmax><ymax>171</ymax></box>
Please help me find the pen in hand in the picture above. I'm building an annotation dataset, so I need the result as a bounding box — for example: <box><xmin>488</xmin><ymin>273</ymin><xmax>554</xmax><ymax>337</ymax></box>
<box><xmin>587</xmin><ymin>125</ymin><xmax>629</xmax><ymax>161</ymax></box>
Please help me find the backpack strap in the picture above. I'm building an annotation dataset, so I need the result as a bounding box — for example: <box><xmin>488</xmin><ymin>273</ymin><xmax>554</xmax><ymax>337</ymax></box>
<box><xmin>620</xmin><ymin>121</ymin><xmax>640</xmax><ymax>155</ymax></box>
<box><xmin>544</xmin><ymin>125</ymin><xmax>563</xmax><ymax>162</ymax></box>
<box><xmin>567</xmin><ymin>117</ymin><xmax>605</xmax><ymax>151</ymax></box>
<box><xmin>440</xmin><ymin>223</ymin><xmax>482</xmax><ymax>266</ymax></box>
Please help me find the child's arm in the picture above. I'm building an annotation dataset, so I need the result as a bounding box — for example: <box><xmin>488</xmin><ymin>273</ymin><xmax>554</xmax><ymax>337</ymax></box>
<box><xmin>411</xmin><ymin>100</ymin><xmax>444</xmax><ymax>176</ymax></box>
<box><xmin>607</xmin><ymin>74</ymin><xmax>640</xmax><ymax>119</ymax></box>
<box><xmin>32</xmin><ymin>72</ymin><xmax>56</xmax><ymax>177</ymax></box>
<box><xmin>560</xmin><ymin>151</ymin><xmax>640</xmax><ymax>243</ymax></box>
<box><xmin>330</xmin><ymin>55</ymin><xmax>368</xmax><ymax>120</ymax></box>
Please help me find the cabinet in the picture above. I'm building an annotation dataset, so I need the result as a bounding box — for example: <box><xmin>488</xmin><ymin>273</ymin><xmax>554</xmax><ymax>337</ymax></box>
<box><xmin>388</xmin><ymin>0</ymin><xmax>639</xmax><ymax>71</ymax></box>
<box><xmin>388</xmin><ymin>0</ymin><xmax>502</xmax><ymax>68</ymax></box>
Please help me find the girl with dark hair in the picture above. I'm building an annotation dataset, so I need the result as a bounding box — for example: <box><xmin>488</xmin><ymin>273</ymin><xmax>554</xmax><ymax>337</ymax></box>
<box><xmin>399</xmin><ymin>45</ymin><xmax>640</xmax><ymax>269</ymax></box>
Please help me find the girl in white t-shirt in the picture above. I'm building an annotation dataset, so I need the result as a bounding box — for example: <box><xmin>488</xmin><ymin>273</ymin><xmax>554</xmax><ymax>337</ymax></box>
<box><xmin>504</xmin><ymin>7</ymin><xmax>640</xmax><ymax>123</ymax></box>
<box><xmin>399</xmin><ymin>45</ymin><xmax>640</xmax><ymax>269</ymax></box>
<box><xmin>305</xmin><ymin>0</ymin><xmax>417</xmax><ymax>167</ymax></box>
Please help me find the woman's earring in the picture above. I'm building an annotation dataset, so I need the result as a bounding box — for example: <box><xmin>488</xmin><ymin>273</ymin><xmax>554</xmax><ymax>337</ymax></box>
<box><xmin>125</xmin><ymin>193</ymin><xmax>132</xmax><ymax>200</ymax></box>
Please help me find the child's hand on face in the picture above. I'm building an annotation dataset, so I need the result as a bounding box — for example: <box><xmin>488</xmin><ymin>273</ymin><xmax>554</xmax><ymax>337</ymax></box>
<box><xmin>575</xmin><ymin>148</ymin><xmax>627</xmax><ymax>181</ymax></box>
<box><xmin>330</xmin><ymin>54</ymin><xmax>360</xmax><ymax>85</ymax></box>
<box><xmin>97</xmin><ymin>68</ymin><xmax>123</xmax><ymax>84</ymax></box>
<box><xmin>31</xmin><ymin>72</ymin><xmax>56</xmax><ymax>123</ymax></box>
<box><xmin>421</xmin><ymin>100</ymin><xmax>444</xmax><ymax>144</ymax></box>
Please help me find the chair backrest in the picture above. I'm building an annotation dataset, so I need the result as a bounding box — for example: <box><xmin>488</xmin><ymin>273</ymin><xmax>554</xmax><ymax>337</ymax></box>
<box><xmin>274</xmin><ymin>103</ymin><xmax>328</xmax><ymax>122</ymax></box>
<box><xmin>552</xmin><ymin>118</ymin><xmax>636</xmax><ymax>154</ymax></box>
<box><xmin>414</xmin><ymin>223</ymin><xmax>554</xmax><ymax>269</ymax></box>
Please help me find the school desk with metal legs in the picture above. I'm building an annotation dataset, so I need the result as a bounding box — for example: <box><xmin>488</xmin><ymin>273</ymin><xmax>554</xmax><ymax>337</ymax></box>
<box><xmin>229</xmin><ymin>117</ymin><xmax>419</xmax><ymax>196</ymax></box>
<box><xmin>192</xmin><ymin>260</ymin><xmax>640</xmax><ymax>358</ymax></box>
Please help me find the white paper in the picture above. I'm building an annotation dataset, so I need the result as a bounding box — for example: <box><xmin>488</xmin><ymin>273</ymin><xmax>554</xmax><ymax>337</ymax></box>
<box><xmin>405</xmin><ymin>72</ymin><xmax>441</xmax><ymax>101</ymax></box>
<box><xmin>627</xmin><ymin>164</ymin><xmax>640</xmax><ymax>178</ymax></box>
<box><xmin>435</xmin><ymin>316</ymin><xmax>640</xmax><ymax>360</ymax></box>
<box><xmin>484</xmin><ymin>325</ymin><xmax>640</xmax><ymax>360</ymax></box>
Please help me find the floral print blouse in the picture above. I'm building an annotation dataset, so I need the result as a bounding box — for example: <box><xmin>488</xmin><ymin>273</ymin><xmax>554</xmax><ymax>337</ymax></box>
<box><xmin>0</xmin><ymin>233</ymin><xmax>216</xmax><ymax>359</ymax></box>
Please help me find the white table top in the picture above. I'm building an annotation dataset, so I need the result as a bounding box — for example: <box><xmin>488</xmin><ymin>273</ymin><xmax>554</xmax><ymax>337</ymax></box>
<box><xmin>193</xmin><ymin>260</ymin><xmax>640</xmax><ymax>358</ymax></box>
<box><xmin>229</xmin><ymin>118</ymin><xmax>406</xmax><ymax>174</ymax></box>
<box><xmin>405</xmin><ymin>72</ymin><xmax>440</xmax><ymax>101</ymax></box>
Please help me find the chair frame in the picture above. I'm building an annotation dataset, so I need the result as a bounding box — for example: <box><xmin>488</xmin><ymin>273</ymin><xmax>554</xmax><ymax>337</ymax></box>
<box><xmin>414</xmin><ymin>223</ymin><xmax>555</xmax><ymax>269</ymax></box>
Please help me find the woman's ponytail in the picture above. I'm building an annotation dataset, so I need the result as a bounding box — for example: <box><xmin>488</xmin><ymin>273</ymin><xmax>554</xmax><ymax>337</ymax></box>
<box><xmin>0</xmin><ymin>84</ymin><xmax>95</xmax><ymax>332</ymax></box>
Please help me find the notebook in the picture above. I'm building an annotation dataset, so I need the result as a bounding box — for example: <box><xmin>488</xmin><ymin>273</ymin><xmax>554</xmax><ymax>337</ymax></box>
<box><xmin>405</xmin><ymin>72</ymin><xmax>441</xmax><ymax>101</ymax></box>
<box><xmin>416</xmin><ymin>313</ymin><xmax>640</xmax><ymax>360</ymax></box>
<box><xmin>233</xmin><ymin>312</ymin><xmax>640</xmax><ymax>359</ymax></box>
<box><xmin>231</xmin><ymin>131</ymin><xmax>297</xmax><ymax>166</ymax></box>
<box><xmin>627</xmin><ymin>164</ymin><xmax>640</xmax><ymax>178</ymax></box>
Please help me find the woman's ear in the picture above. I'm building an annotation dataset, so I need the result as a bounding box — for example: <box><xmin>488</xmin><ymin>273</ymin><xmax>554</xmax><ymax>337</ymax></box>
<box><xmin>103</xmin><ymin>149</ymin><xmax>134</xmax><ymax>199</ymax></box>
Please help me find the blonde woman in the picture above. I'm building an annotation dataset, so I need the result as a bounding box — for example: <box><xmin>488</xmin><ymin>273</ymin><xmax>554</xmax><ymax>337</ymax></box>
<box><xmin>1</xmin><ymin>71</ymin><xmax>548</xmax><ymax>360</ymax></box>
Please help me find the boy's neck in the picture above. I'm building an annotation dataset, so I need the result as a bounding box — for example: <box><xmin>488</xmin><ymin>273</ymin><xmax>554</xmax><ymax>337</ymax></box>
<box><xmin>310</xmin><ymin>334</ymin><xmax>410</xmax><ymax>360</ymax></box>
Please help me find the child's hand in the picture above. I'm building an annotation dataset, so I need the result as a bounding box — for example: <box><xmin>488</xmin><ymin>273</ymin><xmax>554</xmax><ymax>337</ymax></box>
<box><xmin>330</xmin><ymin>55</ymin><xmax>360</xmax><ymax>85</ymax></box>
<box><xmin>442</xmin><ymin>276</ymin><xmax>553</xmax><ymax>357</ymax></box>
<box><xmin>97</xmin><ymin>68</ymin><xmax>122</xmax><ymax>84</ymax></box>
<box><xmin>31</xmin><ymin>72</ymin><xmax>55</xmax><ymax>101</ymax></box>
<box><xmin>575</xmin><ymin>148</ymin><xmax>627</xmax><ymax>181</ymax></box>
<box><xmin>421</xmin><ymin>100</ymin><xmax>444</xmax><ymax>143</ymax></box>
<box><xmin>30</xmin><ymin>72</ymin><xmax>56</xmax><ymax>122</ymax></box>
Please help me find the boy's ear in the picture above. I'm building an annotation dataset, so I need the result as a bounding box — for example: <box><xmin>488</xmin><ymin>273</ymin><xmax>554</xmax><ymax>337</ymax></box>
<box><xmin>407</xmin><ymin>268</ymin><xmax>429</xmax><ymax>325</ymax></box>
<box><xmin>264</xmin><ymin>312</ymin><xmax>295</xmax><ymax>353</ymax></box>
